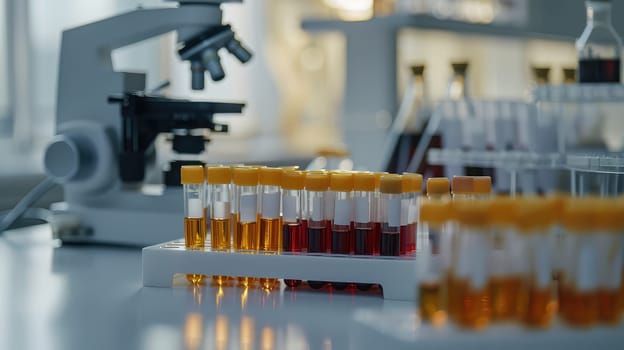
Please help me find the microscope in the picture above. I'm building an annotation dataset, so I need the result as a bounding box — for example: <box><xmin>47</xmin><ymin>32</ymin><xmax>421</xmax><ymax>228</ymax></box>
<box><xmin>42</xmin><ymin>0</ymin><xmax>251</xmax><ymax>246</ymax></box>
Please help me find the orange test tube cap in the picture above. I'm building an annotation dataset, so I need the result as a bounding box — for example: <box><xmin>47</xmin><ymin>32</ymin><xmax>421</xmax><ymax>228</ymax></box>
<box><xmin>181</xmin><ymin>165</ymin><xmax>204</xmax><ymax>184</ymax></box>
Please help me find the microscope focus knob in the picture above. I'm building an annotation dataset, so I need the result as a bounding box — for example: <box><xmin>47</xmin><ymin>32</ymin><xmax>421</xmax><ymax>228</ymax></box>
<box><xmin>44</xmin><ymin>134</ymin><xmax>94</xmax><ymax>183</ymax></box>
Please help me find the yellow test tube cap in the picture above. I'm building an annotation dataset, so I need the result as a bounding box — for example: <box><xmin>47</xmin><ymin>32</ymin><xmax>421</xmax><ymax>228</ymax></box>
<box><xmin>380</xmin><ymin>174</ymin><xmax>403</xmax><ymax>194</ymax></box>
<box><xmin>330</xmin><ymin>172</ymin><xmax>353</xmax><ymax>192</ymax></box>
<box><xmin>205</xmin><ymin>165</ymin><xmax>231</xmax><ymax>184</ymax></box>
<box><xmin>420</xmin><ymin>199</ymin><xmax>451</xmax><ymax>224</ymax></box>
<box><xmin>453</xmin><ymin>199</ymin><xmax>489</xmax><ymax>227</ymax></box>
<box><xmin>232</xmin><ymin>166</ymin><xmax>259</xmax><ymax>186</ymax></box>
<box><xmin>402</xmin><ymin>172</ymin><xmax>423</xmax><ymax>193</ymax></box>
<box><xmin>180</xmin><ymin>165</ymin><xmax>204</xmax><ymax>184</ymax></box>
<box><xmin>427</xmin><ymin>177</ymin><xmax>450</xmax><ymax>196</ymax></box>
<box><xmin>353</xmin><ymin>172</ymin><xmax>375</xmax><ymax>192</ymax></box>
<box><xmin>282</xmin><ymin>170</ymin><xmax>305</xmax><ymax>190</ymax></box>
<box><xmin>259</xmin><ymin>167</ymin><xmax>282</xmax><ymax>186</ymax></box>
<box><xmin>373</xmin><ymin>172</ymin><xmax>388</xmax><ymax>190</ymax></box>
<box><xmin>305</xmin><ymin>171</ymin><xmax>329</xmax><ymax>191</ymax></box>
<box><xmin>514</xmin><ymin>197</ymin><xmax>556</xmax><ymax>233</ymax></box>
<box><xmin>561</xmin><ymin>198</ymin><xmax>596</xmax><ymax>232</ymax></box>
<box><xmin>472</xmin><ymin>176</ymin><xmax>492</xmax><ymax>195</ymax></box>
<box><xmin>452</xmin><ymin>176</ymin><xmax>473</xmax><ymax>195</ymax></box>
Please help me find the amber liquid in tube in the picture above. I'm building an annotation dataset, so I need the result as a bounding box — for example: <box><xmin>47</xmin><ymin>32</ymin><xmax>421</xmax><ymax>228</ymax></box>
<box><xmin>235</xmin><ymin>221</ymin><xmax>258</xmax><ymax>287</ymax></box>
<box><xmin>210</xmin><ymin>218</ymin><xmax>230</xmax><ymax>285</ymax></box>
<box><xmin>560</xmin><ymin>286</ymin><xmax>597</xmax><ymax>327</ymax></box>
<box><xmin>597</xmin><ymin>290</ymin><xmax>621</xmax><ymax>324</ymax></box>
<box><xmin>184</xmin><ymin>217</ymin><xmax>207</xmax><ymax>284</ymax></box>
<box><xmin>523</xmin><ymin>287</ymin><xmax>555</xmax><ymax>328</ymax></box>
<box><xmin>419</xmin><ymin>282</ymin><xmax>446</xmax><ymax>325</ymax></box>
<box><xmin>489</xmin><ymin>276</ymin><xmax>522</xmax><ymax>320</ymax></box>
<box><xmin>453</xmin><ymin>278</ymin><xmax>490</xmax><ymax>329</ymax></box>
<box><xmin>260</xmin><ymin>217</ymin><xmax>281</xmax><ymax>289</ymax></box>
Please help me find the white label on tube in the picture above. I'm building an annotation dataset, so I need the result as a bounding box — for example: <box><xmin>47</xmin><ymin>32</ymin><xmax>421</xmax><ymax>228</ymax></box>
<box><xmin>387</xmin><ymin>199</ymin><xmax>401</xmax><ymax>227</ymax></box>
<box><xmin>470</xmin><ymin>233</ymin><xmax>488</xmax><ymax>290</ymax></box>
<box><xmin>455</xmin><ymin>233</ymin><xmax>471</xmax><ymax>279</ymax></box>
<box><xmin>533</xmin><ymin>236</ymin><xmax>552</xmax><ymax>289</ymax></box>
<box><xmin>311</xmin><ymin>197</ymin><xmax>323</xmax><ymax>222</ymax></box>
<box><xmin>188</xmin><ymin>198</ymin><xmax>203</xmax><ymax>218</ymax></box>
<box><xmin>400</xmin><ymin>199</ymin><xmax>410</xmax><ymax>226</ymax></box>
<box><xmin>354</xmin><ymin>197</ymin><xmax>370</xmax><ymax>223</ymax></box>
<box><xmin>212</xmin><ymin>201</ymin><xmax>230</xmax><ymax>219</ymax></box>
<box><xmin>261</xmin><ymin>192</ymin><xmax>280</xmax><ymax>219</ymax></box>
<box><xmin>240</xmin><ymin>194</ymin><xmax>257</xmax><ymax>222</ymax></box>
<box><xmin>576</xmin><ymin>238</ymin><xmax>597</xmax><ymax>291</ymax></box>
<box><xmin>283</xmin><ymin>195</ymin><xmax>297</xmax><ymax>223</ymax></box>
<box><xmin>334</xmin><ymin>199</ymin><xmax>351</xmax><ymax>226</ymax></box>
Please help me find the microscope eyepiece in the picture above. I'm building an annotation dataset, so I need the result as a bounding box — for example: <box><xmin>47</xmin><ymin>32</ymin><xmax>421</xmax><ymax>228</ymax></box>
<box><xmin>226</xmin><ymin>38</ymin><xmax>253</xmax><ymax>63</ymax></box>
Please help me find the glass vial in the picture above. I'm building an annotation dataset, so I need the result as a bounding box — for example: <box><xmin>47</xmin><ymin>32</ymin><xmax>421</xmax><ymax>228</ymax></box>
<box><xmin>353</xmin><ymin>172</ymin><xmax>376</xmax><ymax>291</ymax></box>
<box><xmin>305</xmin><ymin>171</ymin><xmax>330</xmax><ymax>289</ymax></box>
<box><xmin>401</xmin><ymin>173</ymin><xmax>423</xmax><ymax>255</ymax></box>
<box><xmin>258</xmin><ymin>167</ymin><xmax>283</xmax><ymax>289</ymax></box>
<box><xmin>576</xmin><ymin>0</ymin><xmax>622</xmax><ymax>82</ymax></box>
<box><xmin>206</xmin><ymin>166</ymin><xmax>232</xmax><ymax>286</ymax></box>
<box><xmin>232</xmin><ymin>166</ymin><xmax>260</xmax><ymax>287</ymax></box>
<box><xmin>330</xmin><ymin>172</ymin><xmax>354</xmax><ymax>255</ymax></box>
<box><xmin>281</xmin><ymin>170</ymin><xmax>306</xmax><ymax>288</ymax></box>
<box><xmin>380</xmin><ymin>174</ymin><xmax>403</xmax><ymax>256</ymax></box>
<box><xmin>372</xmin><ymin>172</ymin><xmax>389</xmax><ymax>255</ymax></box>
<box><xmin>181</xmin><ymin>165</ymin><xmax>207</xmax><ymax>284</ymax></box>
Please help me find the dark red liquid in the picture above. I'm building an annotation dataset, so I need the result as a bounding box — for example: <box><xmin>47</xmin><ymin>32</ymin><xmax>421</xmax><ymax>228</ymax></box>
<box><xmin>399</xmin><ymin>225</ymin><xmax>410</xmax><ymax>255</ymax></box>
<box><xmin>283</xmin><ymin>222</ymin><xmax>302</xmax><ymax>288</ymax></box>
<box><xmin>408</xmin><ymin>222</ymin><xmax>417</xmax><ymax>253</ymax></box>
<box><xmin>324</xmin><ymin>220</ymin><xmax>332</xmax><ymax>253</ymax></box>
<box><xmin>331</xmin><ymin>227</ymin><xmax>352</xmax><ymax>255</ymax></box>
<box><xmin>372</xmin><ymin>222</ymin><xmax>382</xmax><ymax>255</ymax></box>
<box><xmin>308</xmin><ymin>226</ymin><xmax>326</xmax><ymax>253</ymax></box>
<box><xmin>354</xmin><ymin>227</ymin><xmax>374</xmax><ymax>255</ymax></box>
<box><xmin>579</xmin><ymin>58</ymin><xmax>621</xmax><ymax>83</ymax></box>
<box><xmin>381</xmin><ymin>231</ymin><xmax>400</xmax><ymax>256</ymax></box>
<box><xmin>350</xmin><ymin>222</ymin><xmax>355</xmax><ymax>253</ymax></box>
<box><xmin>300</xmin><ymin>219</ymin><xmax>309</xmax><ymax>251</ymax></box>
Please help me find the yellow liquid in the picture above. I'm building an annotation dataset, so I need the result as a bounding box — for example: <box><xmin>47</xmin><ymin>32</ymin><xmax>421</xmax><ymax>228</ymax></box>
<box><xmin>260</xmin><ymin>218</ymin><xmax>282</xmax><ymax>253</ymax></box>
<box><xmin>490</xmin><ymin>276</ymin><xmax>523</xmax><ymax>320</ymax></box>
<box><xmin>597</xmin><ymin>289</ymin><xmax>621</xmax><ymax>324</ymax></box>
<box><xmin>211</xmin><ymin>218</ymin><xmax>231</xmax><ymax>250</ymax></box>
<box><xmin>453</xmin><ymin>278</ymin><xmax>491</xmax><ymax>330</ymax></box>
<box><xmin>184</xmin><ymin>217</ymin><xmax>207</xmax><ymax>284</ymax></box>
<box><xmin>522</xmin><ymin>287</ymin><xmax>556</xmax><ymax>328</ymax></box>
<box><xmin>419</xmin><ymin>282</ymin><xmax>447</xmax><ymax>325</ymax></box>
<box><xmin>559</xmin><ymin>286</ymin><xmax>598</xmax><ymax>327</ymax></box>
<box><xmin>235</xmin><ymin>220</ymin><xmax>259</xmax><ymax>287</ymax></box>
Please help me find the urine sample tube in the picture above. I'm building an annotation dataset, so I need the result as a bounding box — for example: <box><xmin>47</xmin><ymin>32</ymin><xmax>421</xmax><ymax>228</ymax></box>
<box><xmin>281</xmin><ymin>170</ymin><xmax>306</xmax><ymax>288</ymax></box>
<box><xmin>232</xmin><ymin>166</ymin><xmax>260</xmax><ymax>287</ymax></box>
<box><xmin>451</xmin><ymin>199</ymin><xmax>491</xmax><ymax>329</ymax></box>
<box><xmin>487</xmin><ymin>196</ymin><xmax>523</xmax><ymax>321</ymax></box>
<box><xmin>380</xmin><ymin>175</ymin><xmax>403</xmax><ymax>256</ymax></box>
<box><xmin>514</xmin><ymin>197</ymin><xmax>556</xmax><ymax>328</ymax></box>
<box><xmin>560</xmin><ymin>199</ymin><xmax>599</xmax><ymax>327</ymax></box>
<box><xmin>419</xmin><ymin>199</ymin><xmax>451</xmax><ymax>325</ymax></box>
<box><xmin>594</xmin><ymin>199</ymin><xmax>623</xmax><ymax>324</ymax></box>
<box><xmin>305</xmin><ymin>171</ymin><xmax>330</xmax><ymax>289</ymax></box>
<box><xmin>372</xmin><ymin>172</ymin><xmax>388</xmax><ymax>255</ymax></box>
<box><xmin>402</xmin><ymin>173</ymin><xmax>423</xmax><ymax>254</ymax></box>
<box><xmin>259</xmin><ymin>167</ymin><xmax>283</xmax><ymax>289</ymax></box>
<box><xmin>181</xmin><ymin>165</ymin><xmax>207</xmax><ymax>284</ymax></box>
<box><xmin>206</xmin><ymin>166</ymin><xmax>232</xmax><ymax>286</ymax></box>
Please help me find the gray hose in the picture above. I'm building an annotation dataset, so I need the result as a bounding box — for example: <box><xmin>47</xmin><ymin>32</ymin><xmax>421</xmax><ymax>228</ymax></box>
<box><xmin>0</xmin><ymin>177</ymin><xmax>55</xmax><ymax>233</ymax></box>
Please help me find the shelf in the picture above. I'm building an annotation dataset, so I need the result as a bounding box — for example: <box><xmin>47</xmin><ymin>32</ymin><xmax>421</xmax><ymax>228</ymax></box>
<box><xmin>534</xmin><ymin>84</ymin><xmax>624</xmax><ymax>103</ymax></box>
<box><xmin>566</xmin><ymin>153</ymin><xmax>624</xmax><ymax>174</ymax></box>
<box><xmin>302</xmin><ymin>14</ymin><xmax>572</xmax><ymax>41</ymax></box>
<box><xmin>427</xmin><ymin>149</ymin><xmax>563</xmax><ymax>171</ymax></box>
<box><xmin>143</xmin><ymin>239</ymin><xmax>418</xmax><ymax>301</ymax></box>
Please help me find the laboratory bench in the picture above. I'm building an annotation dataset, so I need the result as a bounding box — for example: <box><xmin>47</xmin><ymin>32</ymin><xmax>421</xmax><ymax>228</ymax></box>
<box><xmin>2</xmin><ymin>224</ymin><xmax>624</xmax><ymax>350</ymax></box>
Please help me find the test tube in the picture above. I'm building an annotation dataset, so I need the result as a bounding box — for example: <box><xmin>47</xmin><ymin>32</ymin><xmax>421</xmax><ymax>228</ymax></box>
<box><xmin>487</xmin><ymin>196</ymin><xmax>523</xmax><ymax>321</ymax></box>
<box><xmin>401</xmin><ymin>173</ymin><xmax>423</xmax><ymax>254</ymax></box>
<box><xmin>259</xmin><ymin>167</ymin><xmax>283</xmax><ymax>289</ymax></box>
<box><xmin>281</xmin><ymin>170</ymin><xmax>306</xmax><ymax>288</ymax></box>
<box><xmin>330</xmin><ymin>172</ymin><xmax>354</xmax><ymax>255</ymax></box>
<box><xmin>353</xmin><ymin>172</ymin><xmax>376</xmax><ymax>291</ymax></box>
<box><xmin>206</xmin><ymin>165</ymin><xmax>232</xmax><ymax>286</ymax></box>
<box><xmin>305</xmin><ymin>171</ymin><xmax>330</xmax><ymax>289</ymax></box>
<box><xmin>560</xmin><ymin>199</ymin><xmax>598</xmax><ymax>327</ymax></box>
<box><xmin>181</xmin><ymin>165</ymin><xmax>207</xmax><ymax>284</ymax></box>
<box><xmin>419</xmin><ymin>199</ymin><xmax>451</xmax><ymax>324</ymax></box>
<box><xmin>514</xmin><ymin>197</ymin><xmax>556</xmax><ymax>328</ymax></box>
<box><xmin>232</xmin><ymin>166</ymin><xmax>260</xmax><ymax>287</ymax></box>
<box><xmin>372</xmin><ymin>172</ymin><xmax>388</xmax><ymax>255</ymax></box>
<box><xmin>451</xmin><ymin>199</ymin><xmax>491</xmax><ymax>329</ymax></box>
<box><xmin>380</xmin><ymin>175</ymin><xmax>403</xmax><ymax>256</ymax></box>
<box><xmin>594</xmin><ymin>199</ymin><xmax>623</xmax><ymax>324</ymax></box>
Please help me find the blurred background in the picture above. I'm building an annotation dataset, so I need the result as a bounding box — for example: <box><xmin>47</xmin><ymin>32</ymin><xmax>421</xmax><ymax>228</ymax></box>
<box><xmin>1</xmin><ymin>0</ymin><xmax>622</xmax><ymax>207</ymax></box>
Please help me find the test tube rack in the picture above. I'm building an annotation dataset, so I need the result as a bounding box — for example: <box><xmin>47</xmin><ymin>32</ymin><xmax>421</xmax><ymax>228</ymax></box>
<box><xmin>142</xmin><ymin>239</ymin><xmax>418</xmax><ymax>301</ymax></box>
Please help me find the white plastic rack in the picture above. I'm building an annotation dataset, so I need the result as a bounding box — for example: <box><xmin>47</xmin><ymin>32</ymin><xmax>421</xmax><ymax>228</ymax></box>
<box><xmin>142</xmin><ymin>239</ymin><xmax>418</xmax><ymax>301</ymax></box>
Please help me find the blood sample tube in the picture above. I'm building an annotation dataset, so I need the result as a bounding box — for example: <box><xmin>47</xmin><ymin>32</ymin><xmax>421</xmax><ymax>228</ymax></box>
<box><xmin>281</xmin><ymin>170</ymin><xmax>306</xmax><ymax>288</ymax></box>
<box><xmin>232</xmin><ymin>166</ymin><xmax>260</xmax><ymax>287</ymax></box>
<box><xmin>259</xmin><ymin>167</ymin><xmax>283</xmax><ymax>289</ymax></box>
<box><xmin>419</xmin><ymin>199</ymin><xmax>451</xmax><ymax>324</ymax></box>
<box><xmin>206</xmin><ymin>166</ymin><xmax>232</xmax><ymax>286</ymax></box>
<box><xmin>514</xmin><ymin>197</ymin><xmax>556</xmax><ymax>328</ymax></box>
<box><xmin>451</xmin><ymin>199</ymin><xmax>491</xmax><ymax>329</ymax></box>
<box><xmin>560</xmin><ymin>199</ymin><xmax>598</xmax><ymax>327</ymax></box>
<box><xmin>380</xmin><ymin>174</ymin><xmax>403</xmax><ymax>256</ymax></box>
<box><xmin>181</xmin><ymin>165</ymin><xmax>207</xmax><ymax>284</ymax></box>
<box><xmin>372</xmin><ymin>172</ymin><xmax>388</xmax><ymax>255</ymax></box>
<box><xmin>487</xmin><ymin>196</ymin><xmax>523</xmax><ymax>321</ymax></box>
<box><xmin>353</xmin><ymin>172</ymin><xmax>376</xmax><ymax>291</ymax></box>
<box><xmin>594</xmin><ymin>199</ymin><xmax>623</xmax><ymax>324</ymax></box>
<box><xmin>305</xmin><ymin>171</ymin><xmax>330</xmax><ymax>289</ymax></box>
<box><xmin>402</xmin><ymin>173</ymin><xmax>423</xmax><ymax>254</ymax></box>
<box><xmin>329</xmin><ymin>172</ymin><xmax>354</xmax><ymax>290</ymax></box>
